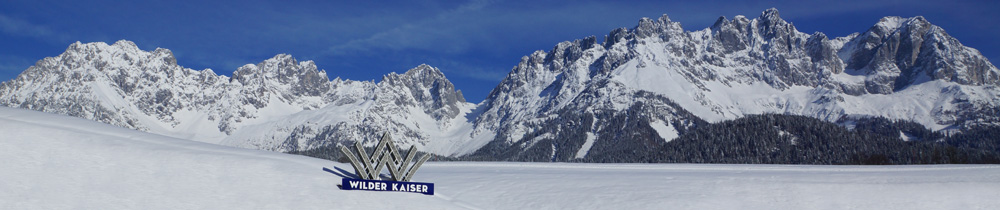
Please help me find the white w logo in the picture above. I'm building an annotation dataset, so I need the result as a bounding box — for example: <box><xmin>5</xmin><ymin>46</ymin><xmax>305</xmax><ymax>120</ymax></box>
<box><xmin>339</xmin><ymin>132</ymin><xmax>431</xmax><ymax>182</ymax></box>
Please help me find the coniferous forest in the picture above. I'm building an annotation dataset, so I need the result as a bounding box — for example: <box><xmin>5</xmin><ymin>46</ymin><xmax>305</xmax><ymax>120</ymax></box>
<box><xmin>291</xmin><ymin>114</ymin><xmax>1000</xmax><ymax>164</ymax></box>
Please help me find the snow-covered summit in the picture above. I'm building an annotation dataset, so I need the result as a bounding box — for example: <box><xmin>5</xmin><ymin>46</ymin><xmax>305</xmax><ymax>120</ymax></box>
<box><xmin>381</xmin><ymin>64</ymin><xmax>466</xmax><ymax>120</ymax></box>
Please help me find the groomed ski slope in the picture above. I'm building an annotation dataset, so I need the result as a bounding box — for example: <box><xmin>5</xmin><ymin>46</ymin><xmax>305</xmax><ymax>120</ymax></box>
<box><xmin>2</xmin><ymin>107</ymin><xmax>999</xmax><ymax>209</ymax></box>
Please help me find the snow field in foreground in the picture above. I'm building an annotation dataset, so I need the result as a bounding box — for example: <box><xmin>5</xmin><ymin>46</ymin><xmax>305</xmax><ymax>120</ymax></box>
<box><xmin>2</xmin><ymin>107</ymin><xmax>999</xmax><ymax>209</ymax></box>
<box><xmin>421</xmin><ymin>163</ymin><xmax>1000</xmax><ymax>210</ymax></box>
<box><xmin>0</xmin><ymin>107</ymin><xmax>464</xmax><ymax>210</ymax></box>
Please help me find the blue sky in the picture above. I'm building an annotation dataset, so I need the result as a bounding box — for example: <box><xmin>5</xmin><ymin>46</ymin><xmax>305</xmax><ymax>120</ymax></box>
<box><xmin>2</xmin><ymin>0</ymin><xmax>998</xmax><ymax>102</ymax></box>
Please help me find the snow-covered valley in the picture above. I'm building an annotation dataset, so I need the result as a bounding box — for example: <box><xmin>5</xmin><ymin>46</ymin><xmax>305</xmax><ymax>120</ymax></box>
<box><xmin>2</xmin><ymin>107</ymin><xmax>998</xmax><ymax>209</ymax></box>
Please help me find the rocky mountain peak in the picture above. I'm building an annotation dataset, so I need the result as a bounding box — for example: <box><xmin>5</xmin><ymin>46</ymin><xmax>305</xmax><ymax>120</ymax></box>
<box><xmin>233</xmin><ymin>54</ymin><xmax>321</xmax><ymax>79</ymax></box>
<box><xmin>111</xmin><ymin>40</ymin><xmax>139</xmax><ymax>49</ymax></box>
<box><xmin>711</xmin><ymin>16</ymin><xmax>730</xmax><ymax>29</ymax></box>
<box><xmin>58</xmin><ymin>40</ymin><xmax>181</xmax><ymax>75</ymax></box>
<box><xmin>400</xmin><ymin>64</ymin><xmax>448</xmax><ymax>85</ymax></box>
<box><xmin>841</xmin><ymin>15</ymin><xmax>1000</xmax><ymax>93</ymax></box>
<box><xmin>873</xmin><ymin>16</ymin><xmax>931</xmax><ymax>33</ymax></box>
<box><xmin>634</xmin><ymin>14</ymin><xmax>683</xmax><ymax>40</ymax></box>
<box><xmin>382</xmin><ymin>64</ymin><xmax>466</xmax><ymax>120</ymax></box>
<box><xmin>759</xmin><ymin>8</ymin><xmax>783</xmax><ymax>24</ymax></box>
<box><xmin>232</xmin><ymin>54</ymin><xmax>330</xmax><ymax>100</ymax></box>
<box><xmin>753</xmin><ymin>8</ymin><xmax>797</xmax><ymax>41</ymax></box>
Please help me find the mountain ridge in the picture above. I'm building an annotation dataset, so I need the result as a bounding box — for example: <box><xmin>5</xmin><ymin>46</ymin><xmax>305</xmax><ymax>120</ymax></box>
<box><xmin>462</xmin><ymin>8</ymin><xmax>1000</xmax><ymax>160</ymax></box>
<box><xmin>0</xmin><ymin>40</ymin><xmax>477</xmax><ymax>155</ymax></box>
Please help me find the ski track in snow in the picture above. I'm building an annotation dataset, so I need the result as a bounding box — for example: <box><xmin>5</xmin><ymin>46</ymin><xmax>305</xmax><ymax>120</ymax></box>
<box><xmin>3</xmin><ymin>107</ymin><xmax>1000</xmax><ymax>209</ymax></box>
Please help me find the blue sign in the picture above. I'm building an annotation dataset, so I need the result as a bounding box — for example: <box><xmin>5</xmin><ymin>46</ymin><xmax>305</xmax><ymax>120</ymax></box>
<box><xmin>341</xmin><ymin>178</ymin><xmax>435</xmax><ymax>195</ymax></box>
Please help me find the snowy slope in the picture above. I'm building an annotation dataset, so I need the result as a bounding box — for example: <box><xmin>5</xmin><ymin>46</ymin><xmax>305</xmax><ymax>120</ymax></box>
<box><xmin>2</xmin><ymin>107</ymin><xmax>999</xmax><ymax>209</ymax></box>
<box><xmin>423</xmin><ymin>162</ymin><xmax>1000</xmax><ymax>210</ymax></box>
<box><xmin>220</xmin><ymin>97</ymin><xmax>486</xmax><ymax>156</ymax></box>
<box><xmin>0</xmin><ymin>107</ymin><xmax>467</xmax><ymax>209</ymax></box>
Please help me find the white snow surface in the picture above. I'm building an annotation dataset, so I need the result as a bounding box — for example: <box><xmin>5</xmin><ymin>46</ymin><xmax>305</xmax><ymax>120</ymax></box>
<box><xmin>574</xmin><ymin>132</ymin><xmax>597</xmax><ymax>159</ymax></box>
<box><xmin>3</xmin><ymin>107</ymin><xmax>1000</xmax><ymax>210</ymax></box>
<box><xmin>0</xmin><ymin>107</ymin><xmax>465</xmax><ymax>209</ymax></box>
<box><xmin>424</xmin><ymin>162</ymin><xmax>1000</xmax><ymax>210</ymax></box>
<box><xmin>649</xmin><ymin>120</ymin><xmax>679</xmax><ymax>142</ymax></box>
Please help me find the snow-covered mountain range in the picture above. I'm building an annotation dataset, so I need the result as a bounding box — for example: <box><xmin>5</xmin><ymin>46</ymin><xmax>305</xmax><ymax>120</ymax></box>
<box><xmin>5</xmin><ymin>106</ymin><xmax>997</xmax><ymax>209</ymax></box>
<box><xmin>2</xmin><ymin>9</ymin><xmax>998</xmax><ymax>160</ymax></box>
<box><xmin>0</xmin><ymin>40</ymin><xmax>478</xmax><ymax>155</ymax></box>
<box><xmin>464</xmin><ymin>8</ymin><xmax>1000</xmax><ymax>160</ymax></box>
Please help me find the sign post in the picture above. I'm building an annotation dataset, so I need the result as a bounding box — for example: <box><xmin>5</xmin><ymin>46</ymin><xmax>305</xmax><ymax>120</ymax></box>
<box><xmin>337</xmin><ymin>132</ymin><xmax>434</xmax><ymax>195</ymax></box>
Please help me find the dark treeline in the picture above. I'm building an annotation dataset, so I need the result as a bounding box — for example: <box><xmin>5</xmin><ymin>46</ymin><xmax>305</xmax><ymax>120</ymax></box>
<box><xmin>290</xmin><ymin>114</ymin><xmax>1000</xmax><ymax>165</ymax></box>
<box><xmin>649</xmin><ymin>114</ymin><xmax>1000</xmax><ymax>164</ymax></box>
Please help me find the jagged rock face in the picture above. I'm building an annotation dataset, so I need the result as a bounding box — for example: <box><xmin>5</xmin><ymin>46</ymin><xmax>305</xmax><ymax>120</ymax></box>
<box><xmin>843</xmin><ymin>16</ymin><xmax>1000</xmax><ymax>93</ymax></box>
<box><xmin>231</xmin><ymin>54</ymin><xmax>330</xmax><ymax>108</ymax></box>
<box><xmin>468</xmin><ymin>8</ymin><xmax>1000</xmax><ymax>160</ymax></box>
<box><xmin>469</xmin><ymin>16</ymin><xmax>706</xmax><ymax>159</ymax></box>
<box><xmin>0</xmin><ymin>41</ymin><xmax>471</xmax><ymax>153</ymax></box>
<box><xmin>381</xmin><ymin>64</ymin><xmax>466</xmax><ymax>120</ymax></box>
<box><xmin>0</xmin><ymin>41</ymin><xmax>229</xmax><ymax>131</ymax></box>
